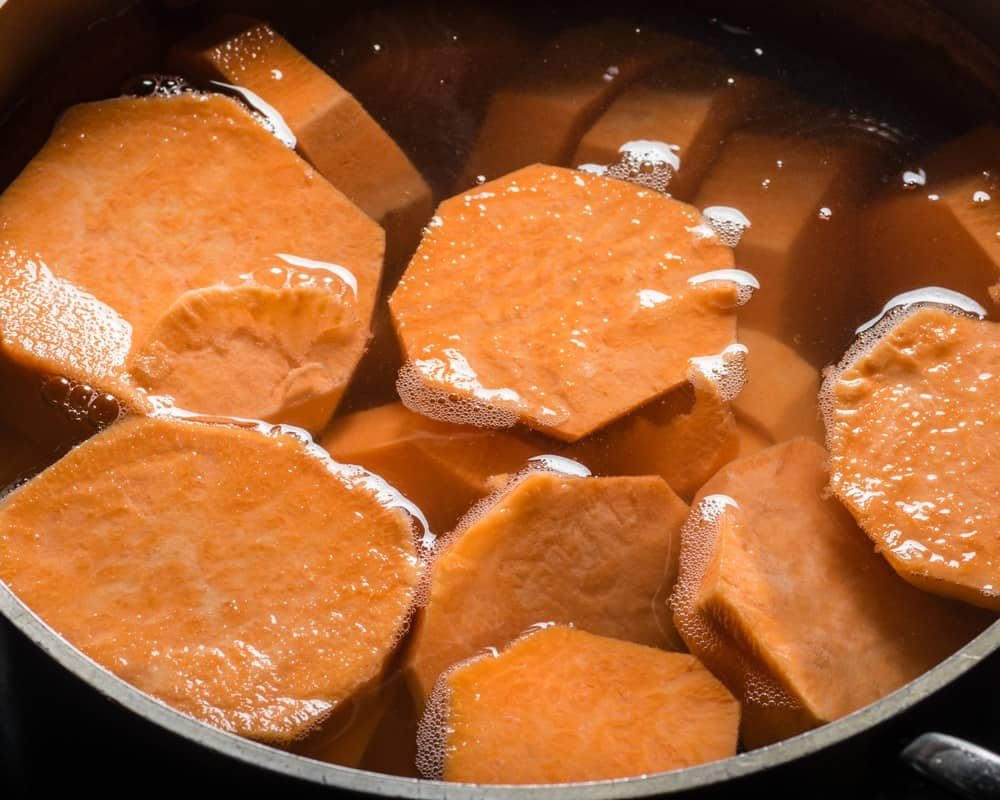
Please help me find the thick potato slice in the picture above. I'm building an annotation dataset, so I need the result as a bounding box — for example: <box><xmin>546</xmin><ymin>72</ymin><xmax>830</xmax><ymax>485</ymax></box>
<box><xmin>864</xmin><ymin>126</ymin><xmax>1000</xmax><ymax>312</ymax></box>
<box><xmin>564</xmin><ymin>379</ymin><xmax>739</xmax><ymax>501</ymax></box>
<box><xmin>391</xmin><ymin>164</ymin><xmax>741</xmax><ymax>442</ymax></box>
<box><xmin>0</xmin><ymin>415</ymin><xmax>422</xmax><ymax>743</ymax></box>
<box><xmin>0</xmin><ymin>93</ymin><xmax>383</xmax><ymax>440</ymax></box>
<box><xmin>170</xmin><ymin>16</ymin><xmax>432</xmax><ymax>272</ymax></box>
<box><xmin>734</xmin><ymin>327</ymin><xmax>823</xmax><ymax>443</ymax></box>
<box><xmin>694</xmin><ymin>128</ymin><xmax>880</xmax><ymax>362</ymax></box>
<box><xmin>671</xmin><ymin>438</ymin><xmax>992</xmax><ymax>748</ymax></box>
<box><xmin>404</xmin><ymin>471</ymin><xmax>688</xmax><ymax>706</ymax></box>
<box><xmin>458</xmin><ymin>22</ymin><xmax>710</xmax><ymax>189</ymax></box>
<box><xmin>423</xmin><ymin>625</ymin><xmax>739</xmax><ymax>784</ymax></box>
<box><xmin>321</xmin><ymin>402</ymin><xmax>541</xmax><ymax>534</ymax></box>
<box><xmin>574</xmin><ymin>61</ymin><xmax>774</xmax><ymax>200</ymax></box>
<box><xmin>825</xmin><ymin>307</ymin><xmax>1000</xmax><ymax>609</ymax></box>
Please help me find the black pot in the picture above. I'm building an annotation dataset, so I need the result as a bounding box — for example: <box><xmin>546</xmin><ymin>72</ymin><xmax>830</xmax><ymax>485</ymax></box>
<box><xmin>1</xmin><ymin>1</ymin><xmax>999</xmax><ymax>798</ymax></box>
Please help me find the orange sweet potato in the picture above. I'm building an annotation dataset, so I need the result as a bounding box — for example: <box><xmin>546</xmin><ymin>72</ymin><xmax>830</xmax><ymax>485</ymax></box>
<box><xmin>404</xmin><ymin>471</ymin><xmax>688</xmax><ymax>706</ymax></box>
<box><xmin>170</xmin><ymin>16</ymin><xmax>433</xmax><ymax>273</ymax></box>
<box><xmin>864</xmin><ymin>126</ymin><xmax>1000</xmax><ymax>313</ymax></box>
<box><xmin>458</xmin><ymin>22</ymin><xmax>710</xmax><ymax>189</ymax></box>
<box><xmin>427</xmin><ymin>625</ymin><xmax>739</xmax><ymax>784</ymax></box>
<box><xmin>826</xmin><ymin>307</ymin><xmax>1000</xmax><ymax>609</ymax></box>
<box><xmin>0</xmin><ymin>93</ymin><xmax>383</xmax><ymax>437</ymax></box>
<box><xmin>321</xmin><ymin>402</ymin><xmax>541</xmax><ymax>534</ymax></box>
<box><xmin>391</xmin><ymin>163</ymin><xmax>741</xmax><ymax>442</ymax></box>
<box><xmin>0</xmin><ymin>415</ymin><xmax>422</xmax><ymax>743</ymax></box>
<box><xmin>671</xmin><ymin>438</ymin><xmax>992</xmax><ymax>748</ymax></box>
<box><xmin>574</xmin><ymin>61</ymin><xmax>773</xmax><ymax>200</ymax></box>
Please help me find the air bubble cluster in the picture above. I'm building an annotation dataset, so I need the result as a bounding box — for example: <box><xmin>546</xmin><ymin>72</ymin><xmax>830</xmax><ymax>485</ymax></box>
<box><xmin>121</xmin><ymin>73</ymin><xmax>191</xmax><ymax>98</ymax></box>
<box><xmin>41</xmin><ymin>375</ymin><xmax>123</xmax><ymax>429</ymax></box>
<box><xmin>688</xmin><ymin>269</ymin><xmax>759</xmax><ymax>307</ymax></box>
<box><xmin>576</xmin><ymin>140</ymin><xmax>679</xmax><ymax>195</ymax></box>
<box><xmin>415</xmin><ymin>669</ymin><xmax>454</xmax><ymax>780</ymax></box>
<box><xmin>396</xmin><ymin>361</ymin><xmax>519</xmax><ymax>430</ymax></box>
<box><xmin>687</xmin><ymin>343</ymin><xmax>749</xmax><ymax>402</ymax></box>
<box><xmin>701</xmin><ymin>206</ymin><xmax>752</xmax><ymax>247</ymax></box>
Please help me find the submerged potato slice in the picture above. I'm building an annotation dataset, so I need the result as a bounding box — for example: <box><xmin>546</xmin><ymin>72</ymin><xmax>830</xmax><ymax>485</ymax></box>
<box><xmin>131</xmin><ymin>282</ymin><xmax>364</xmax><ymax>432</ymax></box>
<box><xmin>671</xmin><ymin>438</ymin><xmax>992</xmax><ymax>748</ymax></box>
<box><xmin>321</xmin><ymin>402</ymin><xmax>541</xmax><ymax>534</ymax></box>
<box><xmin>404</xmin><ymin>471</ymin><xmax>688</xmax><ymax>706</ymax></box>
<box><xmin>170</xmin><ymin>16</ymin><xmax>433</xmax><ymax>271</ymax></box>
<box><xmin>425</xmin><ymin>625</ymin><xmax>739</xmax><ymax>784</ymax></box>
<box><xmin>458</xmin><ymin>22</ymin><xmax>710</xmax><ymax>188</ymax></box>
<box><xmin>0</xmin><ymin>415</ymin><xmax>422</xmax><ymax>742</ymax></box>
<box><xmin>0</xmin><ymin>93</ymin><xmax>383</xmax><ymax>439</ymax></box>
<box><xmin>391</xmin><ymin>164</ymin><xmax>740</xmax><ymax>442</ymax></box>
<box><xmin>734</xmin><ymin>327</ymin><xmax>823</xmax><ymax>443</ymax></box>
<box><xmin>574</xmin><ymin>61</ymin><xmax>774</xmax><ymax>200</ymax></box>
<box><xmin>564</xmin><ymin>379</ymin><xmax>739</xmax><ymax>501</ymax></box>
<box><xmin>825</xmin><ymin>307</ymin><xmax>1000</xmax><ymax>609</ymax></box>
<box><xmin>864</xmin><ymin>126</ymin><xmax>1000</xmax><ymax>312</ymax></box>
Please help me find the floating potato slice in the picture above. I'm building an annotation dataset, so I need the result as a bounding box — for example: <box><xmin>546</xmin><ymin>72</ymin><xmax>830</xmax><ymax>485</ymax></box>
<box><xmin>321</xmin><ymin>402</ymin><xmax>541</xmax><ymax>534</ymax></box>
<box><xmin>170</xmin><ymin>16</ymin><xmax>433</xmax><ymax>272</ymax></box>
<box><xmin>864</xmin><ymin>126</ymin><xmax>1000</xmax><ymax>312</ymax></box>
<box><xmin>423</xmin><ymin>625</ymin><xmax>739</xmax><ymax>784</ymax></box>
<box><xmin>734</xmin><ymin>327</ymin><xmax>823</xmax><ymax>443</ymax></box>
<box><xmin>574</xmin><ymin>61</ymin><xmax>774</xmax><ymax>200</ymax></box>
<box><xmin>404</xmin><ymin>471</ymin><xmax>688</xmax><ymax>707</ymax></box>
<box><xmin>0</xmin><ymin>93</ymin><xmax>383</xmax><ymax>439</ymax></box>
<box><xmin>694</xmin><ymin>128</ymin><xmax>881</xmax><ymax>363</ymax></box>
<box><xmin>458</xmin><ymin>22</ymin><xmax>711</xmax><ymax>189</ymax></box>
<box><xmin>391</xmin><ymin>164</ymin><xmax>740</xmax><ymax>442</ymax></box>
<box><xmin>671</xmin><ymin>438</ymin><xmax>992</xmax><ymax>748</ymax></box>
<box><xmin>825</xmin><ymin>307</ymin><xmax>1000</xmax><ymax>609</ymax></box>
<box><xmin>130</xmin><ymin>282</ymin><xmax>364</xmax><ymax>432</ymax></box>
<box><xmin>0</xmin><ymin>415</ymin><xmax>422</xmax><ymax>743</ymax></box>
<box><xmin>564</xmin><ymin>379</ymin><xmax>739</xmax><ymax>501</ymax></box>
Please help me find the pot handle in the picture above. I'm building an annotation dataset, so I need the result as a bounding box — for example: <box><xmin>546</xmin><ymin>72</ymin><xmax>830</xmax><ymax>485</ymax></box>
<box><xmin>901</xmin><ymin>733</ymin><xmax>1000</xmax><ymax>799</ymax></box>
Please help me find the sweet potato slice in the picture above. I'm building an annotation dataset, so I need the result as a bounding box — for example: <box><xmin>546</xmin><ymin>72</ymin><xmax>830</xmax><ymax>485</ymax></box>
<box><xmin>321</xmin><ymin>402</ymin><xmax>541</xmax><ymax>534</ymax></box>
<box><xmin>574</xmin><ymin>61</ymin><xmax>773</xmax><ymax>200</ymax></box>
<box><xmin>391</xmin><ymin>163</ymin><xmax>741</xmax><ymax>442</ymax></box>
<box><xmin>734</xmin><ymin>327</ymin><xmax>823</xmax><ymax>442</ymax></box>
<box><xmin>671</xmin><ymin>438</ymin><xmax>992</xmax><ymax>748</ymax></box>
<box><xmin>864</xmin><ymin>126</ymin><xmax>1000</xmax><ymax>312</ymax></box>
<box><xmin>170</xmin><ymin>16</ymin><xmax>433</xmax><ymax>272</ymax></box>
<box><xmin>404</xmin><ymin>471</ymin><xmax>688</xmax><ymax>706</ymax></box>
<box><xmin>825</xmin><ymin>307</ymin><xmax>1000</xmax><ymax>609</ymax></box>
<box><xmin>564</xmin><ymin>379</ymin><xmax>739</xmax><ymax>501</ymax></box>
<box><xmin>422</xmin><ymin>625</ymin><xmax>739</xmax><ymax>784</ymax></box>
<box><xmin>458</xmin><ymin>22</ymin><xmax>710</xmax><ymax>189</ymax></box>
<box><xmin>694</xmin><ymin>128</ymin><xmax>881</xmax><ymax>362</ymax></box>
<box><xmin>0</xmin><ymin>415</ymin><xmax>422</xmax><ymax>743</ymax></box>
<box><xmin>0</xmin><ymin>93</ymin><xmax>383</xmax><ymax>438</ymax></box>
<box><xmin>130</xmin><ymin>282</ymin><xmax>364</xmax><ymax>432</ymax></box>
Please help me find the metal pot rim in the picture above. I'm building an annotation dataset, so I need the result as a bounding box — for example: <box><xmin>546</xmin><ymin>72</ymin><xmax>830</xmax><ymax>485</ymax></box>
<box><xmin>4</xmin><ymin>584</ymin><xmax>998</xmax><ymax>797</ymax></box>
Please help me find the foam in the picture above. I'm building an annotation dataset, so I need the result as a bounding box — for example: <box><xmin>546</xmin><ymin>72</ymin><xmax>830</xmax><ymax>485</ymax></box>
<box><xmin>688</xmin><ymin>268</ymin><xmax>759</xmax><ymax>307</ymax></box>
<box><xmin>700</xmin><ymin>206</ymin><xmax>752</xmax><ymax>248</ymax></box>
<box><xmin>396</xmin><ymin>359</ymin><xmax>519</xmax><ymax>430</ymax></box>
<box><xmin>121</xmin><ymin>73</ymin><xmax>191</xmax><ymax>97</ymax></box>
<box><xmin>575</xmin><ymin>140</ymin><xmax>679</xmax><ymax>195</ymax></box>
<box><xmin>687</xmin><ymin>343</ymin><xmax>749</xmax><ymax>402</ymax></box>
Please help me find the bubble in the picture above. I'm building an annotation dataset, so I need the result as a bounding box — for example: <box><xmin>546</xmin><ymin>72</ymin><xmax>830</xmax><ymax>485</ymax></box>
<box><xmin>235</xmin><ymin>253</ymin><xmax>358</xmax><ymax>300</ymax></box>
<box><xmin>396</xmin><ymin>359</ymin><xmax>519</xmax><ymax>430</ymax></box>
<box><xmin>41</xmin><ymin>376</ymin><xmax>72</xmax><ymax>407</ymax></box>
<box><xmin>121</xmin><ymin>74</ymin><xmax>191</xmax><ymax>98</ymax></box>
<box><xmin>576</xmin><ymin>163</ymin><xmax>608</xmax><ymax>176</ymax></box>
<box><xmin>973</xmin><ymin>190</ymin><xmax>992</xmax><ymax>204</ymax></box>
<box><xmin>901</xmin><ymin>168</ymin><xmax>926</xmax><ymax>189</ymax></box>
<box><xmin>207</xmin><ymin>80</ymin><xmax>297</xmax><ymax>149</ymax></box>
<box><xmin>39</xmin><ymin>375</ymin><xmax>123</xmax><ymax>429</ymax></box>
<box><xmin>817</xmin><ymin>206</ymin><xmax>833</xmax><ymax>221</ymax></box>
<box><xmin>701</xmin><ymin>206</ymin><xmax>752</xmax><ymax>247</ymax></box>
<box><xmin>687</xmin><ymin>269</ymin><xmax>759</xmax><ymax>307</ymax></box>
<box><xmin>415</xmin><ymin>666</ymin><xmax>455</xmax><ymax>779</ymax></box>
<box><xmin>475</xmin><ymin>174</ymin><xmax>487</xmax><ymax>185</ymax></box>
<box><xmin>87</xmin><ymin>393</ymin><xmax>123</xmax><ymax>428</ymax></box>
<box><xmin>854</xmin><ymin>288</ymin><xmax>986</xmax><ymax>335</ymax></box>
<box><xmin>688</xmin><ymin>344</ymin><xmax>749</xmax><ymax>402</ymax></box>
<box><xmin>603</xmin><ymin>140</ymin><xmax>680</xmax><ymax>194</ymax></box>
<box><xmin>602</xmin><ymin>65</ymin><xmax>621</xmax><ymax>83</ymax></box>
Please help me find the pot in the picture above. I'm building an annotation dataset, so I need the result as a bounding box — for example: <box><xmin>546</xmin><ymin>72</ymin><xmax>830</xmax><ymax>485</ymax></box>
<box><xmin>0</xmin><ymin>1</ymin><xmax>998</xmax><ymax>797</ymax></box>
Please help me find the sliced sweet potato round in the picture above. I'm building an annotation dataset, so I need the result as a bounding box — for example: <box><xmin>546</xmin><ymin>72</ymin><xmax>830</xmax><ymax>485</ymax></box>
<box><xmin>0</xmin><ymin>415</ymin><xmax>422</xmax><ymax>743</ymax></box>
<box><xmin>421</xmin><ymin>625</ymin><xmax>739</xmax><ymax>784</ymax></box>
<box><xmin>404</xmin><ymin>470</ymin><xmax>688</xmax><ymax>706</ymax></box>
<box><xmin>825</xmin><ymin>306</ymin><xmax>1000</xmax><ymax>609</ymax></box>
<box><xmin>130</xmin><ymin>282</ymin><xmax>364</xmax><ymax>432</ymax></box>
<box><xmin>671</xmin><ymin>438</ymin><xmax>993</xmax><ymax>748</ymax></box>
<box><xmin>391</xmin><ymin>163</ymin><xmax>741</xmax><ymax>442</ymax></box>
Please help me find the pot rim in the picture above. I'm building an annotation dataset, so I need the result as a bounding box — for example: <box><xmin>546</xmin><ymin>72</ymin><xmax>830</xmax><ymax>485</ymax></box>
<box><xmin>3</xmin><ymin>584</ymin><xmax>998</xmax><ymax>797</ymax></box>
